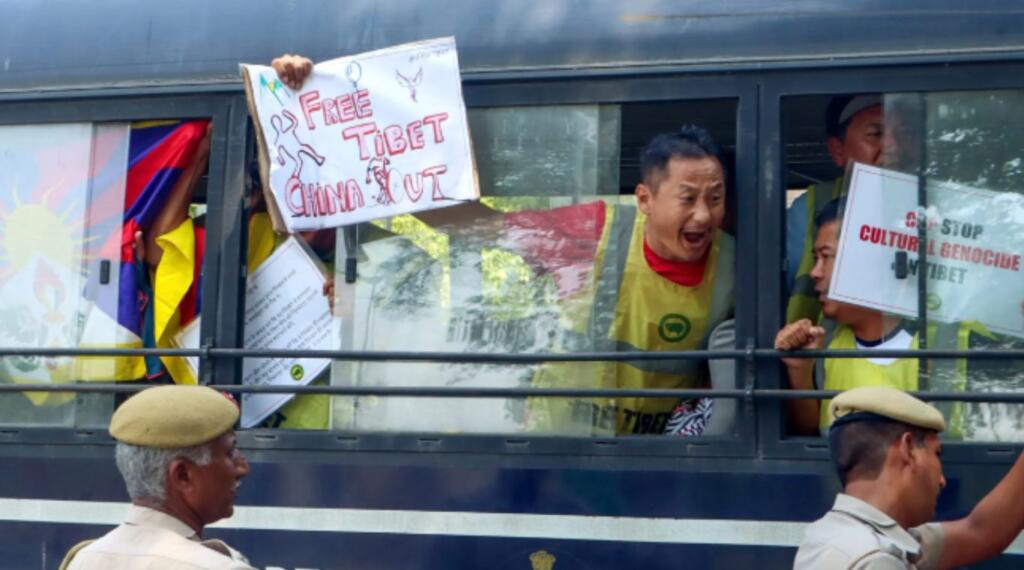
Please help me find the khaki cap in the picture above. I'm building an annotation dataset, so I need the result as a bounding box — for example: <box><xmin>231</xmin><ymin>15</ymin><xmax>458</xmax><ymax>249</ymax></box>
<box><xmin>829</xmin><ymin>386</ymin><xmax>945</xmax><ymax>432</ymax></box>
<box><xmin>110</xmin><ymin>385</ymin><xmax>240</xmax><ymax>448</ymax></box>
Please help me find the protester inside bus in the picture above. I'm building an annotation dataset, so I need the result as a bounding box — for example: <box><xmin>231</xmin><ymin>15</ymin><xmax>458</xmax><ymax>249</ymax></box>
<box><xmin>124</xmin><ymin>120</ymin><xmax>212</xmax><ymax>386</ymax></box>
<box><xmin>64</xmin><ymin>385</ymin><xmax>254</xmax><ymax>570</ymax></box>
<box><xmin>786</xmin><ymin>95</ymin><xmax>885</xmax><ymax>325</ymax></box>
<box><xmin>774</xmin><ymin>198</ymin><xmax>1009</xmax><ymax>437</ymax></box>
<box><xmin>271</xmin><ymin>55</ymin><xmax>735</xmax><ymax>436</ymax></box>
<box><xmin>795</xmin><ymin>386</ymin><xmax>1024</xmax><ymax>569</ymax></box>
<box><xmin>133</xmin><ymin>121</ymin><xmax>343</xmax><ymax>428</ymax></box>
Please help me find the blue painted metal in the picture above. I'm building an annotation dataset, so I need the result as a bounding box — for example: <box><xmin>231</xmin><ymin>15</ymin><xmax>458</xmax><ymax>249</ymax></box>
<box><xmin>1</xmin><ymin>454</ymin><xmax>1022</xmax><ymax>568</ymax></box>
<box><xmin>3</xmin><ymin>1</ymin><xmax>1024</xmax><ymax>93</ymax></box>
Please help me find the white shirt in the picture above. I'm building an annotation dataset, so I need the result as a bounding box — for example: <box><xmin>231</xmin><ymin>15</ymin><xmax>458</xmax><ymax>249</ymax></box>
<box><xmin>67</xmin><ymin>505</ymin><xmax>255</xmax><ymax>570</ymax></box>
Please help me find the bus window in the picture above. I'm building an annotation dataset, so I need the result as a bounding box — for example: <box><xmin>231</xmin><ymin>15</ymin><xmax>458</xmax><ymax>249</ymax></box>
<box><xmin>780</xmin><ymin>91</ymin><xmax>1024</xmax><ymax>441</ymax></box>
<box><xmin>0</xmin><ymin>119</ymin><xmax>212</xmax><ymax>427</ymax></box>
<box><xmin>271</xmin><ymin>99</ymin><xmax>741</xmax><ymax>437</ymax></box>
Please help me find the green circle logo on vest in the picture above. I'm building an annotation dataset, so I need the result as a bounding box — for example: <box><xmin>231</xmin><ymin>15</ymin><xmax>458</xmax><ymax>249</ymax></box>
<box><xmin>658</xmin><ymin>314</ymin><xmax>691</xmax><ymax>342</ymax></box>
<box><xmin>290</xmin><ymin>364</ymin><xmax>305</xmax><ymax>381</ymax></box>
<box><xmin>926</xmin><ymin>292</ymin><xmax>942</xmax><ymax>311</ymax></box>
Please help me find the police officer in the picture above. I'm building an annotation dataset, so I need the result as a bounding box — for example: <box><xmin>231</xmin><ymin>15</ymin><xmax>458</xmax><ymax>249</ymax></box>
<box><xmin>795</xmin><ymin>386</ymin><xmax>1024</xmax><ymax>569</ymax></box>
<box><xmin>65</xmin><ymin>385</ymin><xmax>254</xmax><ymax>569</ymax></box>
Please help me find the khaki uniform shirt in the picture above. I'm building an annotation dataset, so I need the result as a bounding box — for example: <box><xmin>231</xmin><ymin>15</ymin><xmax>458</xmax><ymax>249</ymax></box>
<box><xmin>794</xmin><ymin>494</ymin><xmax>944</xmax><ymax>569</ymax></box>
<box><xmin>67</xmin><ymin>505</ymin><xmax>255</xmax><ymax>570</ymax></box>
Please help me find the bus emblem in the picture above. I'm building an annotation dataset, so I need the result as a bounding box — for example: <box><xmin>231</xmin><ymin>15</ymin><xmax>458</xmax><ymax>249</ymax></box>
<box><xmin>529</xmin><ymin>550</ymin><xmax>556</xmax><ymax>570</ymax></box>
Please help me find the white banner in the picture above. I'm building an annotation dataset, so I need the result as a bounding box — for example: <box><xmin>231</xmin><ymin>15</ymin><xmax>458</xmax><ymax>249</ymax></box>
<box><xmin>241</xmin><ymin>37</ymin><xmax>478</xmax><ymax>232</ymax></box>
<box><xmin>831</xmin><ymin>163</ymin><xmax>1024</xmax><ymax>337</ymax></box>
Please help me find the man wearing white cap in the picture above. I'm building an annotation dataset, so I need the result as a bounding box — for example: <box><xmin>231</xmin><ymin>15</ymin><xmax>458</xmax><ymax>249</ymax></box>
<box><xmin>795</xmin><ymin>386</ymin><xmax>1024</xmax><ymax>569</ymax></box>
<box><xmin>65</xmin><ymin>385</ymin><xmax>254</xmax><ymax>569</ymax></box>
<box><xmin>786</xmin><ymin>94</ymin><xmax>887</xmax><ymax>325</ymax></box>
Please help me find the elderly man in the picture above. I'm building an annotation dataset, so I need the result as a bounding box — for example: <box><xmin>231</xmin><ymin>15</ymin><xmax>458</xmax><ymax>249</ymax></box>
<box><xmin>66</xmin><ymin>385</ymin><xmax>253</xmax><ymax>569</ymax></box>
<box><xmin>795</xmin><ymin>386</ymin><xmax>1024</xmax><ymax>568</ymax></box>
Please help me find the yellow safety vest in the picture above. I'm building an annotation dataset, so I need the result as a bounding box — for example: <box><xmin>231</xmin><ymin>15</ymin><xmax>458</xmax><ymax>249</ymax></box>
<box><xmin>817</xmin><ymin>321</ymin><xmax>974</xmax><ymax>437</ymax></box>
<box><xmin>529</xmin><ymin>205</ymin><xmax>735</xmax><ymax>435</ymax></box>
<box><xmin>786</xmin><ymin>177</ymin><xmax>843</xmax><ymax>324</ymax></box>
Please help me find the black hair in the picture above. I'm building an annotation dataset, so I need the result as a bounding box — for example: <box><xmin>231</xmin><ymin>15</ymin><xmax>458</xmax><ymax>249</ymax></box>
<box><xmin>639</xmin><ymin>125</ymin><xmax>723</xmax><ymax>189</ymax></box>
<box><xmin>814</xmin><ymin>196</ymin><xmax>847</xmax><ymax>228</ymax></box>
<box><xmin>830</xmin><ymin>418</ymin><xmax>932</xmax><ymax>487</ymax></box>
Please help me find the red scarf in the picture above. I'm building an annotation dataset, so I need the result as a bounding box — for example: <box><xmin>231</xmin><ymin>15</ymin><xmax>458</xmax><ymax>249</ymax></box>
<box><xmin>642</xmin><ymin>238</ymin><xmax>707</xmax><ymax>287</ymax></box>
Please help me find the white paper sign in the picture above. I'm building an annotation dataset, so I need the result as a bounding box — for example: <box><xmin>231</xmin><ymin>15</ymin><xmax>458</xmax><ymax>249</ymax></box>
<box><xmin>831</xmin><ymin>163</ymin><xmax>1024</xmax><ymax>337</ymax></box>
<box><xmin>176</xmin><ymin>237</ymin><xmax>334</xmax><ymax>427</ymax></box>
<box><xmin>241</xmin><ymin>237</ymin><xmax>334</xmax><ymax>427</ymax></box>
<box><xmin>241</xmin><ymin>37</ymin><xmax>478</xmax><ymax>232</ymax></box>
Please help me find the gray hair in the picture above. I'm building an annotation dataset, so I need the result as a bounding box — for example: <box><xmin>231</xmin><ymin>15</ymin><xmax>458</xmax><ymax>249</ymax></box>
<box><xmin>114</xmin><ymin>442</ymin><xmax>212</xmax><ymax>502</ymax></box>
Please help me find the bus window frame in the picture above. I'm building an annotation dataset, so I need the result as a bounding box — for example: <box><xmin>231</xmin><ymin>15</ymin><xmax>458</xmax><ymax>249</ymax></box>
<box><xmin>231</xmin><ymin>72</ymin><xmax>761</xmax><ymax>459</ymax></box>
<box><xmin>759</xmin><ymin>60</ymin><xmax>1024</xmax><ymax>465</ymax></box>
<box><xmin>0</xmin><ymin>93</ymin><xmax>246</xmax><ymax>436</ymax></box>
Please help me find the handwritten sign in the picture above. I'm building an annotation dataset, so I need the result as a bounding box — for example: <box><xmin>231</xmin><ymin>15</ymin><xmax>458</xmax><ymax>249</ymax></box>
<box><xmin>175</xmin><ymin>237</ymin><xmax>334</xmax><ymax>427</ymax></box>
<box><xmin>831</xmin><ymin>163</ymin><xmax>1024</xmax><ymax>337</ymax></box>
<box><xmin>241</xmin><ymin>37</ymin><xmax>478</xmax><ymax>232</ymax></box>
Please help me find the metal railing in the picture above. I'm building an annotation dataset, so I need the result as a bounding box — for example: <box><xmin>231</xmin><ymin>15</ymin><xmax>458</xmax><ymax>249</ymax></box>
<box><xmin>1</xmin><ymin>345</ymin><xmax>1022</xmax><ymax>403</ymax></box>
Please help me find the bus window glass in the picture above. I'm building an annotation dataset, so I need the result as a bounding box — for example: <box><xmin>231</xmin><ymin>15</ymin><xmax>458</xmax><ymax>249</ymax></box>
<box><xmin>0</xmin><ymin>119</ymin><xmax>212</xmax><ymax>427</ymax></box>
<box><xmin>257</xmin><ymin>100</ymin><xmax>741</xmax><ymax>437</ymax></box>
<box><xmin>780</xmin><ymin>91</ymin><xmax>1024</xmax><ymax>441</ymax></box>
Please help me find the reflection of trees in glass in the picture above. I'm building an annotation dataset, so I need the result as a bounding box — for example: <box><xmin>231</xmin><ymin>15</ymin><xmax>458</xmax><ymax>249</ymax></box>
<box><xmin>365</xmin><ymin>236</ymin><xmax>442</xmax><ymax>312</ymax></box>
<box><xmin>372</xmin><ymin>214</ymin><xmax>450</xmax><ymax>307</ymax></box>
<box><xmin>924</xmin><ymin>91</ymin><xmax>1024</xmax><ymax>193</ymax></box>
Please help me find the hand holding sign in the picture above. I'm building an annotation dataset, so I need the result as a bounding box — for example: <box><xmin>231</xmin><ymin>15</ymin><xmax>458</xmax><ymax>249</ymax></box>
<box><xmin>242</xmin><ymin>38</ymin><xmax>479</xmax><ymax>233</ymax></box>
<box><xmin>271</xmin><ymin>54</ymin><xmax>313</xmax><ymax>90</ymax></box>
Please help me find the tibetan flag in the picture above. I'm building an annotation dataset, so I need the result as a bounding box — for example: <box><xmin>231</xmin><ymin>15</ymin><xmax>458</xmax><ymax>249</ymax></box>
<box><xmin>119</xmin><ymin>120</ymin><xmax>209</xmax><ymax>382</ymax></box>
<box><xmin>0</xmin><ymin>124</ymin><xmax>142</xmax><ymax>400</ymax></box>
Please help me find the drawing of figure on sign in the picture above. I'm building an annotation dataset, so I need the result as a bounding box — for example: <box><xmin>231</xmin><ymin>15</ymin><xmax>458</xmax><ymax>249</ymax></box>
<box><xmin>366</xmin><ymin>155</ymin><xmax>401</xmax><ymax>206</ymax></box>
<box><xmin>271</xmin><ymin>110</ymin><xmax>325</xmax><ymax>183</ymax></box>
<box><xmin>395</xmin><ymin>67</ymin><xmax>423</xmax><ymax>103</ymax></box>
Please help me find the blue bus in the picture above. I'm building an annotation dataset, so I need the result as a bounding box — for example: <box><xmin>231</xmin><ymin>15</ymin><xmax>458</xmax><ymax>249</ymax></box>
<box><xmin>2</xmin><ymin>1</ymin><xmax>1024</xmax><ymax>568</ymax></box>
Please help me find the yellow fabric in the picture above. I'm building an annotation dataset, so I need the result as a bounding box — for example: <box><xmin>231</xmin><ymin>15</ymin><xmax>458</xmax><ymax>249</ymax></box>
<box><xmin>609</xmin><ymin>212</ymin><xmax>723</xmax><ymax>431</ymax></box>
<box><xmin>247</xmin><ymin>212</ymin><xmax>280</xmax><ymax>270</ymax></box>
<box><xmin>819</xmin><ymin>326</ymin><xmax>920</xmax><ymax>430</ymax></box>
<box><xmin>818</xmin><ymin>324</ymin><xmax>968</xmax><ymax>435</ymax></box>
<box><xmin>152</xmin><ymin>218</ymin><xmax>197</xmax><ymax>384</ymax></box>
<box><xmin>73</xmin><ymin>344</ymin><xmax>147</xmax><ymax>381</ymax></box>
<box><xmin>786</xmin><ymin>178</ymin><xmax>843</xmax><ymax>324</ymax></box>
<box><xmin>9</xmin><ymin>337</ymin><xmax>146</xmax><ymax>407</ymax></box>
<box><xmin>530</xmin><ymin>208</ymin><xmax>729</xmax><ymax>435</ymax></box>
<box><xmin>261</xmin><ymin>378</ymin><xmax>330</xmax><ymax>429</ymax></box>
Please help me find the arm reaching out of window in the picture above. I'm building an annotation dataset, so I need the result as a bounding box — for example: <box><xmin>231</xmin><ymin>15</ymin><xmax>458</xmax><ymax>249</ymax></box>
<box><xmin>142</xmin><ymin>122</ymin><xmax>212</xmax><ymax>269</ymax></box>
<box><xmin>775</xmin><ymin>318</ymin><xmax>826</xmax><ymax>435</ymax></box>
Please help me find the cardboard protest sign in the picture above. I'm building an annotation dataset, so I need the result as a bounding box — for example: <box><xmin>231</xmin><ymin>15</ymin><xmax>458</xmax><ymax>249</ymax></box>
<box><xmin>831</xmin><ymin>163</ymin><xmax>1024</xmax><ymax>337</ymax></box>
<box><xmin>241</xmin><ymin>37</ymin><xmax>478</xmax><ymax>232</ymax></box>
